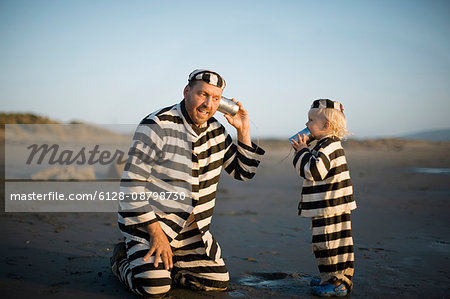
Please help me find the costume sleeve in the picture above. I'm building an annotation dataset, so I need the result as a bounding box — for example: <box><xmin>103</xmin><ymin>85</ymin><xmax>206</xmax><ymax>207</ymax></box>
<box><xmin>292</xmin><ymin>140</ymin><xmax>336</xmax><ymax>181</ymax></box>
<box><xmin>118</xmin><ymin>119</ymin><xmax>164</xmax><ymax>228</ymax></box>
<box><xmin>222</xmin><ymin>131</ymin><xmax>265</xmax><ymax>181</ymax></box>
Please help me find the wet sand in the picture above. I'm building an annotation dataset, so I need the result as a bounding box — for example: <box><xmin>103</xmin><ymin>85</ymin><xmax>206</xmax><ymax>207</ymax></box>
<box><xmin>1</xmin><ymin>139</ymin><xmax>449</xmax><ymax>298</ymax></box>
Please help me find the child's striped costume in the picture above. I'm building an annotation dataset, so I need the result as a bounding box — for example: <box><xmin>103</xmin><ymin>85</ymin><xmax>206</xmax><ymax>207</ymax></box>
<box><xmin>293</xmin><ymin>136</ymin><xmax>356</xmax><ymax>290</ymax></box>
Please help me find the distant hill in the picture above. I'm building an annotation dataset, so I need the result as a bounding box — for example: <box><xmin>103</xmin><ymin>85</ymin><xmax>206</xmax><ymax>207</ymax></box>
<box><xmin>401</xmin><ymin>128</ymin><xmax>450</xmax><ymax>142</ymax></box>
<box><xmin>0</xmin><ymin>113</ymin><xmax>130</xmax><ymax>143</ymax></box>
<box><xmin>0</xmin><ymin>113</ymin><xmax>60</xmax><ymax>125</ymax></box>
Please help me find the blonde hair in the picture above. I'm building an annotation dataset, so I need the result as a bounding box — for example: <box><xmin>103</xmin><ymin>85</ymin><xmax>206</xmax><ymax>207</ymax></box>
<box><xmin>310</xmin><ymin>99</ymin><xmax>351</xmax><ymax>139</ymax></box>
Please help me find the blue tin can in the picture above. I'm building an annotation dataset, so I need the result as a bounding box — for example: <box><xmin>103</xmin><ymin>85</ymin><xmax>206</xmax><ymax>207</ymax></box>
<box><xmin>289</xmin><ymin>127</ymin><xmax>314</xmax><ymax>144</ymax></box>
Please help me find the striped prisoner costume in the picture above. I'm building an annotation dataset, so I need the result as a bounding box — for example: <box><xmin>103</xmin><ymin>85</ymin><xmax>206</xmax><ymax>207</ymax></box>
<box><xmin>116</xmin><ymin>100</ymin><xmax>264</xmax><ymax>296</ymax></box>
<box><xmin>293</xmin><ymin>136</ymin><xmax>356</xmax><ymax>290</ymax></box>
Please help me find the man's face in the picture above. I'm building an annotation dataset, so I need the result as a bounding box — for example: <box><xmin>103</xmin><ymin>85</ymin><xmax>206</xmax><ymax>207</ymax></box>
<box><xmin>184</xmin><ymin>81</ymin><xmax>223</xmax><ymax>127</ymax></box>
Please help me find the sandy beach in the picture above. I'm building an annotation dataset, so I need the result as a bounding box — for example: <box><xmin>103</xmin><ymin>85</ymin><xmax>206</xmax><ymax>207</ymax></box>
<box><xmin>1</xmin><ymin>138</ymin><xmax>449</xmax><ymax>298</ymax></box>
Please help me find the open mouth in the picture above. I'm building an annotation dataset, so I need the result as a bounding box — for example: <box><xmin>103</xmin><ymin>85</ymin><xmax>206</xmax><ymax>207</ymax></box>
<box><xmin>197</xmin><ymin>108</ymin><xmax>209</xmax><ymax>117</ymax></box>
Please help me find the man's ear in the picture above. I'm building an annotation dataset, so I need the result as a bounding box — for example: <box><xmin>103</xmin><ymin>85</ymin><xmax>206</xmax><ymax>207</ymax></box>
<box><xmin>323</xmin><ymin>121</ymin><xmax>331</xmax><ymax>129</ymax></box>
<box><xmin>183</xmin><ymin>85</ymin><xmax>189</xmax><ymax>98</ymax></box>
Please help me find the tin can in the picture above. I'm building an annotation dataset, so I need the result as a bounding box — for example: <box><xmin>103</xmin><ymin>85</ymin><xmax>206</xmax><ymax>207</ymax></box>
<box><xmin>289</xmin><ymin>127</ymin><xmax>315</xmax><ymax>144</ymax></box>
<box><xmin>218</xmin><ymin>96</ymin><xmax>239</xmax><ymax>116</ymax></box>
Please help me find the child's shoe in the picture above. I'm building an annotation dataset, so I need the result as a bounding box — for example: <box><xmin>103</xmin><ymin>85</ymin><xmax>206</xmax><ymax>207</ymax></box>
<box><xmin>310</xmin><ymin>277</ymin><xmax>321</xmax><ymax>286</ymax></box>
<box><xmin>311</xmin><ymin>283</ymin><xmax>348</xmax><ymax>297</ymax></box>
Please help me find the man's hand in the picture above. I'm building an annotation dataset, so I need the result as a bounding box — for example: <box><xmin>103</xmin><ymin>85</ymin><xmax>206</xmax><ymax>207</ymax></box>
<box><xmin>143</xmin><ymin>222</ymin><xmax>173</xmax><ymax>270</ymax></box>
<box><xmin>291</xmin><ymin>134</ymin><xmax>308</xmax><ymax>152</ymax></box>
<box><xmin>223</xmin><ymin>99</ymin><xmax>251</xmax><ymax>146</ymax></box>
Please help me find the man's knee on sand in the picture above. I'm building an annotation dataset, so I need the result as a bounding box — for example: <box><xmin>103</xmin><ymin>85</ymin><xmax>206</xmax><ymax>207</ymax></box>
<box><xmin>173</xmin><ymin>270</ymin><xmax>229</xmax><ymax>292</ymax></box>
<box><xmin>131</xmin><ymin>269</ymin><xmax>230</xmax><ymax>296</ymax></box>
<box><xmin>131</xmin><ymin>273</ymin><xmax>171</xmax><ymax>297</ymax></box>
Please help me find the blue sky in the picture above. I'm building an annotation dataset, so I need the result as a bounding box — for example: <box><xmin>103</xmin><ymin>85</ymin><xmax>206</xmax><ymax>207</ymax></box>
<box><xmin>1</xmin><ymin>0</ymin><xmax>449</xmax><ymax>138</ymax></box>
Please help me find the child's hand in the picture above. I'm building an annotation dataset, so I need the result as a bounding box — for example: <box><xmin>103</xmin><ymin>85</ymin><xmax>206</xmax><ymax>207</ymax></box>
<box><xmin>291</xmin><ymin>134</ymin><xmax>308</xmax><ymax>152</ymax></box>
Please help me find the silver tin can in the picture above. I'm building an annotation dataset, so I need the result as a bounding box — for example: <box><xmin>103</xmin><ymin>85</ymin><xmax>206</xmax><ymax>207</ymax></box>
<box><xmin>218</xmin><ymin>96</ymin><xmax>239</xmax><ymax>116</ymax></box>
<box><xmin>289</xmin><ymin>127</ymin><xmax>315</xmax><ymax>144</ymax></box>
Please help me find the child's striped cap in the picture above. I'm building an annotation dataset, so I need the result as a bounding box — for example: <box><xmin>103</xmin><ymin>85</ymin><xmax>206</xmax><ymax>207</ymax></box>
<box><xmin>311</xmin><ymin>99</ymin><xmax>344</xmax><ymax>112</ymax></box>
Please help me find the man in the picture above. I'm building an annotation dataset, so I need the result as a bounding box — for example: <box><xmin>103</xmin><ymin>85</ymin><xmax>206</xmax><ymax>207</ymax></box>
<box><xmin>111</xmin><ymin>69</ymin><xmax>264</xmax><ymax>297</ymax></box>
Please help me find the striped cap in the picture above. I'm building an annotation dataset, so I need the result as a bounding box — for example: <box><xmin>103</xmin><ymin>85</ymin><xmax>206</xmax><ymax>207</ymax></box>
<box><xmin>311</xmin><ymin>99</ymin><xmax>344</xmax><ymax>113</ymax></box>
<box><xmin>188</xmin><ymin>69</ymin><xmax>226</xmax><ymax>89</ymax></box>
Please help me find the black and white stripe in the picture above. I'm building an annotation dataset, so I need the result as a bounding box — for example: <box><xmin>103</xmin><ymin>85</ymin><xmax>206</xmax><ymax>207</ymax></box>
<box><xmin>312</xmin><ymin>212</ymin><xmax>354</xmax><ymax>290</ymax></box>
<box><xmin>188</xmin><ymin>69</ymin><xmax>226</xmax><ymax>89</ymax></box>
<box><xmin>311</xmin><ymin>99</ymin><xmax>344</xmax><ymax>112</ymax></box>
<box><xmin>114</xmin><ymin>220</ymin><xmax>229</xmax><ymax>296</ymax></box>
<box><xmin>293</xmin><ymin>135</ymin><xmax>356</xmax><ymax>289</ymax></box>
<box><xmin>293</xmin><ymin>136</ymin><xmax>356</xmax><ymax>217</ymax></box>
<box><xmin>118</xmin><ymin>100</ymin><xmax>264</xmax><ymax>261</ymax></box>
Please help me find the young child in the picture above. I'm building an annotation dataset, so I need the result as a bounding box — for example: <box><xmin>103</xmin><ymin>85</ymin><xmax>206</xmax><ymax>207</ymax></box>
<box><xmin>290</xmin><ymin>99</ymin><xmax>357</xmax><ymax>297</ymax></box>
